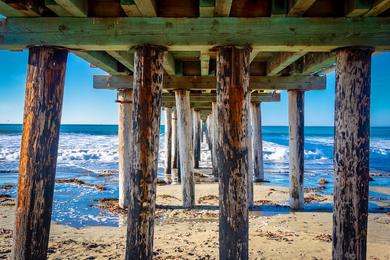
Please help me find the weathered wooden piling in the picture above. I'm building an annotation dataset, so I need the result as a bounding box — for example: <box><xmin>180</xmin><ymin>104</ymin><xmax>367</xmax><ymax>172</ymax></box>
<box><xmin>175</xmin><ymin>90</ymin><xmax>195</xmax><ymax>208</ymax></box>
<box><xmin>125</xmin><ymin>45</ymin><xmax>165</xmax><ymax>260</ymax></box>
<box><xmin>211</xmin><ymin>102</ymin><xmax>218</xmax><ymax>178</ymax></box>
<box><xmin>118</xmin><ymin>89</ymin><xmax>133</xmax><ymax>208</ymax></box>
<box><xmin>164</xmin><ymin>107</ymin><xmax>172</xmax><ymax>183</ymax></box>
<box><xmin>251</xmin><ymin>102</ymin><xmax>265</xmax><ymax>182</ymax></box>
<box><xmin>171</xmin><ymin>108</ymin><xmax>180</xmax><ymax>184</ymax></box>
<box><xmin>193</xmin><ymin>110</ymin><xmax>201</xmax><ymax>168</ymax></box>
<box><xmin>332</xmin><ymin>47</ymin><xmax>373</xmax><ymax>260</ymax></box>
<box><xmin>216</xmin><ymin>46</ymin><xmax>250</xmax><ymax>260</ymax></box>
<box><xmin>247</xmin><ymin>95</ymin><xmax>254</xmax><ymax>209</ymax></box>
<box><xmin>288</xmin><ymin>90</ymin><xmax>305</xmax><ymax>210</ymax></box>
<box><xmin>13</xmin><ymin>47</ymin><xmax>68</xmax><ymax>260</ymax></box>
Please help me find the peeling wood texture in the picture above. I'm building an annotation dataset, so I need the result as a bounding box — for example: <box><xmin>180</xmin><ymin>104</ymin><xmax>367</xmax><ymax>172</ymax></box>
<box><xmin>193</xmin><ymin>110</ymin><xmax>201</xmax><ymax>169</ymax></box>
<box><xmin>118</xmin><ymin>89</ymin><xmax>133</xmax><ymax>208</ymax></box>
<box><xmin>125</xmin><ymin>45</ymin><xmax>165</xmax><ymax>260</ymax></box>
<box><xmin>171</xmin><ymin>108</ymin><xmax>180</xmax><ymax>184</ymax></box>
<box><xmin>216</xmin><ymin>46</ymin><xmax>250</xmax><ymax>260</ymax></box>
<box><xmin>288</xmin><ymin>90</ymin><xmax>305</xmax><ymax>210</ymax></box>
<box><xmin>251</xmin><ymin>102</ymin><xmax>265</xmax><ymax>182</ymax></box>
<box><xmin>164</xmin><ymin>107</ymin><xmax>172</xmax><ymax>183</ymax></box>
<box><xmin>13</xmin><ymin>47</ymin><xmax>68</xmax><ymax>260</ymax></box>
<box><xmin>332</xmin><ymin>47</ymin><xmax>372</xmax><ymax>260</ymax></box>
<box><xmin>175</xmin><ymin>90</ymin><xmax>195</xmax><ymax>208</ymax></box>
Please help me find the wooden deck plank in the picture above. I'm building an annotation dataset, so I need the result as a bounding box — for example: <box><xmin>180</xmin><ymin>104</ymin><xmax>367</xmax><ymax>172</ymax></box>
<box><xmin>1</xmin><ymin>17</ymin><xmax>390</xmax><ymax>52</ymax></box>
<box><xmin>93</xmin><ymin>75</ymin><xmax>326</xmax><ymax>90</ymax></box>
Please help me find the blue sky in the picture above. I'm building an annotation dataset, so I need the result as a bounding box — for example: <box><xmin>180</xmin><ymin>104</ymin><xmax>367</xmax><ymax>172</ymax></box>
<box><xmin>0</xmin><ymin>51</ymin><xmax>389</xmax><ymax>126</ymax></box>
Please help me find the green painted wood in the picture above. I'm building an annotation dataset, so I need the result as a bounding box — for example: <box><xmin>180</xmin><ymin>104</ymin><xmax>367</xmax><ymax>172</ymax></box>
<box><xmin>107</xmin><ymin>50</ymin><xmax>134</xmax><ymax>71</ymax></box>
<box><xmin>163</xmin><ymin>52</ymin><xmax>176</xmax><ymax>75</ymax></box>
<box><xmin>200</xmin><ymin>51</ymin><xmax>210</xmax><ymax>76</ymax></box>
<box><xmin>302</xmin><ymin>52</ymin><xmax>335</xmax><ymax>74</ymax></box>
<box><xmin>0</xmin><ymin>1</ymin><xmax>27</xmax><ymax>17</ymax></box>
<box><xmin>93</xmin><ymin>75</ymin><xmax>325</xmax><ymax>90</ymax></box>
<box><xmin>200</xmin><ymin>0</ymin><xmax>215</xmax><ymax>17</ymax></box>
<box><xmin>272</xmin><ymin>0</ymin><xmax>288</xmax><ymax>17</ymax></box>
<box><xmin>1</xmin><ymin>17</ymin><xmax>390</xmax><ymax>51</ymax></box>
<box><xmin>74</xmin><ymin>51</ymin><xmax>129</xmax><ymax>75</ymax></box>
<box><xmin>365</xmin><ymin>0</ymin><xmax>390</xmax><ymax>16</ymax></box>
<box><xmin>54</xmin><ymin>0</ymin><xmax>88</xmax><ymax>17</ymax></box>
<box><xmin>288</xmin><ymin>0</ymin><xmax>317</xmax><ymax>16</ymax></box>
<box><xmin>121</xmin><ymin>0</ymin><xmax>141</xmax><ymax>16</ymax></box>
<box><xmin>45</xmin><ymin>0</ymin><xmax>72</xmax><ymax>16</ymax></box>
<box><xmin>267</xmin><ymin>51</ymin><xmax>306</xmax><ymax>75</ymax></box>
<box><xmin>345</xmin><ymin>0</ymin><xmax>373</xmax><ymax>17</ymax></box>
<box><xmin>133</xmin><ymin>0</ymin><xmax>156</xmax><ymax>17</ymax></box>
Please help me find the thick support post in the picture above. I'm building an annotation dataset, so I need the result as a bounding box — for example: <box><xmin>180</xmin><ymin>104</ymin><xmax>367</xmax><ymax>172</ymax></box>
<box><xmin>216</xmin><ymin>46</ymin><xmax>250</xmax><ymax>260</ymax></box>
<box><xmin>13</xmin><ymin>47</ymin><xmax>68</xmax><ymax>260</ymax></box>
<box><xmin>164</xmin><ymin>107</ymin><xmax>172</xmax><ymax>183</ymax></box>
<box><xmin>118</xmin><ymin>89</ymin><xmax>133</xmax><ymax>209</ymax></box>
<box><xmin>206</xmin><ymin>115</ymin><xmax>212</xmax><ymax>151</ymax></box>
<box><xmin>211</xmin><ymin>102</ymin><xmax>218</xmax><ymax>178</ymax></box>
<box><xmin>251</xmin><ymin>102</ymin><xmax>265</xmax><ymax>182</ymax></box>
<box><xmin>288</xmin><ymin>90</ymin><xmax>305</xmax><ymax>210</ymax></box>
<box><xmin>247</xmin><ymin>95</ymin><xmax>254</xmax><ymax>209</ymax></box>
<box><xmin>193</xmin><ymin>110</ymin><xmax>201</xmax><ymax>169</ymax></box>
<box><xmin>125</xmin><ymin>45</ymin><xmax>165</xmax><ymax>260</ymax></box>
<box><xmin>332</xmin><ymin>47</ymin><xmax>372</xmax><ymax>260</ymax></box>
<box><xmin>171</xmin><ymin>108</ymin><xmax>180</xmax><ymax>183</ymax></box>
<box><xmin>175</xmin><ymin>90</ymin><xmax>195</xmax><ymax>208</ymax></box>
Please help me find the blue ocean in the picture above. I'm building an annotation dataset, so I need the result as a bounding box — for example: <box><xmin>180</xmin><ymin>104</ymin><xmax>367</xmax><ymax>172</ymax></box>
<box><xmin>0</xmin><ymin>124</ymin><xmax>389</xmax><ymax>227</ymax></box>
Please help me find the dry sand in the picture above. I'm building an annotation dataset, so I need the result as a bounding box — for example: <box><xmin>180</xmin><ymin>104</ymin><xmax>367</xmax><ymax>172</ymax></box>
<box><xmin>1</xmin><ymin>183</ymin><xmax>390</xmax><ymax>259</ymax></box>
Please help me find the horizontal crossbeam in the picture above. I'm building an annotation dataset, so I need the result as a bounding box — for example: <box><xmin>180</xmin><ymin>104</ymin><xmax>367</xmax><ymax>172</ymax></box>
<box><xmin>161</xmin><ymin>92</ymin><xmax>281</xmax><ymax>103</ymax></box>
<box><xmin>1</xmin><ymin>17</ymin><xmax>390</xmax><ymax>51</ymax></box>
<box><xmin>93</xmin><ymin>75</ymin><xmax>326</xmax><ymax>91</ymax></box>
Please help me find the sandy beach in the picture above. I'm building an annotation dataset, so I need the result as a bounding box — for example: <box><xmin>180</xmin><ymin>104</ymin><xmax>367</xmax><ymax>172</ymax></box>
<box><xmin>1</xmin><ymin>182</ymin><xmax>389</xmax><ymax>259</ymax></box>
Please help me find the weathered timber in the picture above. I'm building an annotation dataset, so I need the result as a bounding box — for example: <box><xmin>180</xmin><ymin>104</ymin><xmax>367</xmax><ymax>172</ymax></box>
<box><xmin>120</xmin><ymin>0</ymin><xmax>142</xmax><ymax>16</ymax></box>
<box><xmin>365</xmin><ymin>0</ymin><xmax>390</xmax><ymax>16</ymax></box>
<box><xmin>215</xmin><ymin>0</ymin><xmax>232</xmax><ymax>16</ymax></box>
<box><xmin>345</xmin><ymin>0</ymin><xmax>372</xmax><ymax>17</ymax></box>
<box><xmin>54</xmin><ymin>0</ymin><xmax>88</xmax><ymax>17</ymax></box>
<box><xmin>216</xmin><ymin>46</ymin><xmax>250</xmax><ymax>260</ymax></box>
<box><xmin>133</xmin><ymin>0</ymin><xmax>156</xmax><ymax>17</ymax></box>
<box><xmin>332</xmin><ymin>47</ymin><xmax>373</xmax><ymax>260</ymax></box>
<box><xmin>171</xmin><ymin>108</ymin><xmax>180</xmax><ymax>184</ymax></box>
<box><xmin>164</xmin><ymin>107</ymin><xmax>172</xmax><ymax>183</ymax></box>
<box><xmin>118</xmin><ymin>89</ymin><xmax>133</xmax><ymax>209</ymax></box>
<box><xmin>267</xmin><ymin>52</ymin><xmax>306</xmax><ymax>76</ymax></box>
<box><xmin>193</xmin><ymin>110</ymin><xmax>201</xmax><ymax>168</ymax></box>
<box><xmin>12</xmin><ymin>47</ymin><xmax>68</xmax><ymax>260</ymax></box>
<box><xmin>2</xmin><ymin>17</ymin><xmax>390</xmax><ymax>52</ymax></box>
<box><xmin>288</xmin><ymin>90</ymin><xmax>305</xmax><ymax>210</ymax></box>
<box><xmin>175</xmin><ymin>90</ymin><xmax>195</xmax><ymax>208</ymax></box>
<box><xmin>73</xmin><ymin>51</ymin><xmax>129</xmax><ymax>75</ymax></box>
<box><xmin>107</xmin><ymin>50</ymin><xmax>135</xmax><ymax>71</ymax></box>
<box><xmin>125</xmin><ymin>45</ymin><xmax>165</xmax><ymax>260</ymax></box>
<box><xmin>247</xmin><ymin>95</ymin><xmax>254</xmax><ymax>209</ymax></box>
<box><xmin>199</xmin><ymin>0</ymin><xmax>215</xmax><ymax>17</ymax></box>
<box><xmin>251</xmin><ymin>102</ymin><xmax>265</xmax><ymax>182</ymax></box>
<box><xmin>211</xmin><ymin>102</ymin><xmax>218</xmax><ymax>178</ymax></box>
<box><xmin>200</xmin><ymin>51</ymin><xmax>210</xmax><ymax>76</ymax></box>
<box><xmin>272</xmin><ymin>0</ymin><xmax>288</xmax><ymax>16</ymax></box>
<box><xmin>288</xmin><ymin>0</ymin><xmax>317</xmax><ymax>16</ymax></box>
<box><xmin>163</xmin><ymin>52</ymin><xmax>175</xmax><ymax>75</ymax></box>
<box><xmin>45</xmin><ymin>0</ymin><xmax>72</xmax><ymax>16</ymax></box>
<box><xmin>0</xmin><ymin>1</ymin><xmax>28</xmax><ymax>17</ymax></box>
<box><xmin>93</xmin><ymin>75</ymin><xmax>326</xmax><ymax>91</ymax></box>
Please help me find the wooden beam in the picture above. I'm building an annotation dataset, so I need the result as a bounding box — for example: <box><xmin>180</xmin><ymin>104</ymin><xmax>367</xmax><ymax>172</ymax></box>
<box><xmin>2</xmin><ymin>17</ymin><xmax>390</xmax><ymax>52</ymax></box>
<box><xmin>160</xmin><ymin>93</ymin><xmax>281</xmax><ymax>103</ymax></box>
<box><xmin>200</xmin><ymin>51</ymin><xmax>210</xmax><ymax>76</ymax></box>
<box><xmin>74</xmin><ymin>51</ymin><xmax>129</xmax><ymax>75</ymax></box>
<box><xmin>365</xmin><ymin>0</ymin><xmax>390</xmax><ymax>16</ymax></box>
<box><xmin>250</xmin><ymin>102</ymin><xmax>264</xmax><ymax>182</ymax></box>
<box><xmin>107</xmin><ymin>50</ymin><xmax>134</xmax><ymax>71</ymax></box>
<box><xmin>45</xmin><ymin>0</ymin><xmax>71</xmax><ymax>16</ymax></box>
<box><xmin>288</xmin><ymin>0</ymin><xmax>317</xmax><ymax>16</ymax></box>
<box><xmin>302</xmin><ymin>52</ymin><xmax>335</xmax><ymax>75</ymax></box>
<box><xmin>267</xmin><ymin>52</ymin><xmax>306</xmax><ymax>76</ymax></box>
<box><xmin>0</xmin><ymin>1</ymin><xmax>27</xmax><ymax>17</ymax></box>
<box><xmin>345</xmin><ymin>0</ymin><xmax>372</xmax><ymax>17</ymax></box>
<box><xmin>272</xmin><ymin>0</ymin><xmax>288</xmax><ymax>17</ymax></box>
<box><xmin>163</xmin><ymin>107</ymin><xmax>172</xmax><ymax>183</ymax></box>
<box><xmin>200</xmin><ymin>0</ymin><xmax>215</xmax><ymax>17</ymax></box>
<box><xmin>120</xmin><ymin>0</ymin><xmax>141</xmax><ymax>16</ymax></box>
<box><xmin>93</xmin><ymin>75</ymin><xmax>326</xmax><ymax>91</ymax></box>
<box><xmin>54</xmin><ymin>0</ymin><xmax>88</xmax><ymax>17</ymax></box>
<box><xmin>163</xmin><ymin>52</ymin><xmax>175</xmax><ymax>75</ymax></box>
<box><xmin>133</xmin><ymin>0</ymin><xmax>156</xmax><ymax>17</ymax></box>
<box><xmin>215</xmin><ymin>0</ymin><xmax>232</xmax><ymax>16</ymax></box>
<box><xmin>249</xmin><ymin>50</ymin><xmax>260</xmax><ymax>64</ymax></box>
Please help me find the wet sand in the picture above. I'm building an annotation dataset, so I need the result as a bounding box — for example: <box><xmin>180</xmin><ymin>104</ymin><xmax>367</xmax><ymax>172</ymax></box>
<box><xmin>1</xmin><ymin>183</ymin><xmax>390</xmax><ymax>259</ymax></box>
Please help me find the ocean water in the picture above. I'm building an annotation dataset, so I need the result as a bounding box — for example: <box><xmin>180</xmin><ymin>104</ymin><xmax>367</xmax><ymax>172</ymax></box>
<box><xmin>0</xmin><ymin>124</ymin><xmax>389</xmax><ymax>227</ymax></box>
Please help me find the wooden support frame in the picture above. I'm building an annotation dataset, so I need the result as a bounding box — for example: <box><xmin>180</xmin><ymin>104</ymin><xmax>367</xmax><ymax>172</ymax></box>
<box><xmin>200</xmin><ymin>0</ymin><xmax>215</xmax><ymax>17</ymax></box>
<box><xmin>267</xmin><ymin>52</ymin><xmax>307</xmax><ymax>75</ymax></box>
<box><xmin>73</xmin><ymin>51</ymin><xmax>129</xmax><ymax>75</ymax></box>
<box><xmin>54</xmin><ymin>0</ymin><xmax>88</xmax><ymax>17</ymax></box>
<box><xmin>107</xmin><ymin>50</ymin><xmax>135</xmax><ymax>71</ymax></box>
<box><xmin>215</xmin><ymin>0</ymin><xmax>232</xmax><ymax>16</ymax></box>
<box><xmin>365</xmin><ymin>0</ymin><xmax>390</xmax><ymax>16</ymax></box>
<box><xmin>120</xmin><ymin>0</ymin><xmax>142</xmax><ymax>16</ymax></box>
<box><xmin>163</xmin><ymin>107</ymin><xmax>172</xmax><ymax>183</ymax></box>
<box><xmin>163</xmin><ymin>52</ymin><xmax>176</xmax><ymax>75</ymax></box>
<box><xmin>2</xmin><ymin>17</ymin><xmax>390</xmax><ymax>52</ymax></box>
<box><xmin>93</xmin><ymin>75</ymin><xmax>325</xmax><ymax>91</ymax></box>
<box><xmin>288</xmin><ymin>0</ymin><xmax>317</xmax><ymax>16</ymax></box>
<box><xmin>251</xmin><ymin>102</ymin><xmax>265</xmax><ymax>182</ymax></box>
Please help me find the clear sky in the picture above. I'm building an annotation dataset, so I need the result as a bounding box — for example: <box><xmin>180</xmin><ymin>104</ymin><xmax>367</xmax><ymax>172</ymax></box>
<box><xmin>0</xmin><ymin>50</ymin><xmax>389</xmax><ymax>126</ymax></box>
